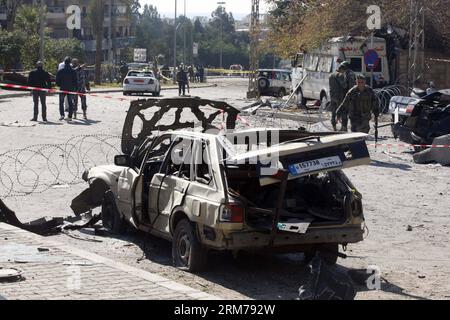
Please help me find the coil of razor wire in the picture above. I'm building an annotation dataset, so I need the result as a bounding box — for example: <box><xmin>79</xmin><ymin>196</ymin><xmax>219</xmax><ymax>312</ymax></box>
<box><xmin>0</xmin><ymin>134</ymin><xmax>121</xmax><ymax>199</ymax></box>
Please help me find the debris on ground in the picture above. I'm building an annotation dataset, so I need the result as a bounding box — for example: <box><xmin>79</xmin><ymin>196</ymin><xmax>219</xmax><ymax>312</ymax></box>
<box><xmin>413</xmin><ymin>135</ymin><xmax>450</xmax><ymax>166</ymax></box>
<box><xmin>0</xmin><ymin>198</ymin><xmax>101</xmax><ymax>236</ymax></box>
<box><xmin>0</xmin><ymin>268</ymin><xmax>24</xmax><ymax>283</ymax></box>
<box><xmin>298</xmin><ymin>256</ymin><xmax>356</xmax><ymax>300</ymax></box>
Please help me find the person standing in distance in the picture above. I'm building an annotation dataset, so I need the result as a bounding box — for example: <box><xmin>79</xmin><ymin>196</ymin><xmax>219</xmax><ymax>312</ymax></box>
<box><xmin>328</xmin><ymin>64</ymin><xmax>346</xmax><ymax>131</ymax></box>
<box><xmin>56</xmin><ymin>57</ymin><xmax>77</xmax><ymax>122</ymax></box>
<box><xmin>338</xmin><ymin>61</ymin><xmax>356</xmax><ymax>131</ymax></box>
<box><xmin>27</xmin><ymin>61</ymin><xmax>52</xmax><ymax>123</ymax></box>
<box><xmin>336</xmin><ymin>74</ymin><xmax>379</xmax><ymax>134</ymax></box>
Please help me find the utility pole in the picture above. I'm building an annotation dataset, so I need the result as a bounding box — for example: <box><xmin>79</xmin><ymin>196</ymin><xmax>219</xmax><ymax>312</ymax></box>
<box><xmin>408</xmin><ymin>0</ymin><xmax>425</xmax><ymax>89</ymax></box>
<box><xmin>217</xmin><ymin>1</ymin><xmax>226</xmax><ymax>70</ymax></box>
<box><xmin>39</xmin><ymin>0</ymin><xmax>45</xmax><ymax>61</ymax></box>
<box><xmin>173</xmin><ymin>0</ymin><xmax>177</xmax><ymax>83</ymax></box>
<box><xmin>108</xmin><ymin>0</ymin><xmax>113</xmax><ymax>64</ymax></box>
<box><xmin>247</xmin><ymin>0</ymin><xmax>260</xmax><ymax>98</ymax></box>
<box><xmin>183</xmin><ymin>0</ymin><xmax>186</xmax><ymax>64</ymax></box>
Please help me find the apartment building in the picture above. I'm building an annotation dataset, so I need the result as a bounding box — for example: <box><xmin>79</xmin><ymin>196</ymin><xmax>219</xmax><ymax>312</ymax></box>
<box><xmin>0</xmin><ymin>0</ymin><xmax>135</xmax><ymax>64</ymax></box>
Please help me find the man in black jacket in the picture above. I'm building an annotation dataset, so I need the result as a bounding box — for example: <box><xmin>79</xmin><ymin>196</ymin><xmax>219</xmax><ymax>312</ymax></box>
<box><xmin>56</xmin><ymin>56</ymin><xmax>77</xmax><ymax>122</ymax></box>
<box><xmin>27</xmin><ymin>61</ymin><xmax>52</xmax><ymax>122</ymax></box>
<box><xmin>176</xmin><ymin>65</ymin><xmax>188</xmax><ymax>96</ymax></box>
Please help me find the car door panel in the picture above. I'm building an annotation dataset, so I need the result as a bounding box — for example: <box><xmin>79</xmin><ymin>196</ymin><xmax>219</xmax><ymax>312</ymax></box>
<box><xmin>148</xmin><ymin>174</ymin><xmax>190</xmax><ymax>234</ymax></box>
<box><xmin>116</xmin><ymin>168</ymin><xmax>140</xmax><ymax>224</ymax></box>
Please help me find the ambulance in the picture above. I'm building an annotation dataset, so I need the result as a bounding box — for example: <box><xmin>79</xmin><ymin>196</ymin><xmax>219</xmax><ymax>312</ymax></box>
<box><xmin>291</xmin><ymin>36</ymin><xmax>390</xmax><ymax>106</ymax></box>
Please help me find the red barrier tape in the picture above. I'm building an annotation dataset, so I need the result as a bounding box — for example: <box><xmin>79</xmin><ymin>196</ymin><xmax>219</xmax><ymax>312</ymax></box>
<box><xmin>0</xmin><ymin>83</ymin><xmax>133</xmax><ymax>101</ymax></box>
<box><xmin>369</xmin><ymin>143</ymin><xmax>450</xmax><ymax>149</ymax></box>
<box><xmin>1</xmin><ymin>83</ymin><xmax>447</xmax><ymax>145</ymax></box>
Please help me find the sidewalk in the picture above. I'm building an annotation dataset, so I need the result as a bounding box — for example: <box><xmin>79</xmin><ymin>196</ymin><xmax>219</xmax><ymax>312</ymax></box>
<box><xmin>0</xmin><ymin>223</ymin><xmax>220</xmax><ymax>300</ymax></box>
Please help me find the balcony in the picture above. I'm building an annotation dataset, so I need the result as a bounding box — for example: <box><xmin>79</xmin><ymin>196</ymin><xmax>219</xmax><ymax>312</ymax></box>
<box><xmin>0</xmin><ymin>6</ymin><xmax>6</xmax><ymax>20</ymax></box>
<box><xmin>81</xmin><ymin>36</ymin><xmax>135</xmax><ymax>52</ymax></box>
<box><xmin>46</xmin><ymin>6</ymin><xmax>65</xmax><ymax>19</ymax></box>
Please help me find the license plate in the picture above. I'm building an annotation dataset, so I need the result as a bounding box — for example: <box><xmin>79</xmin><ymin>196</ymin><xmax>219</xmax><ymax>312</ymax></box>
<box><xmin>288</xmin><ymin>156</ymin><xmax>342</xmax><ymax>175</ymax></box>
<box><xmin>134</xmin><ymin>79</ymin><xmax>145</xmax><ymax>83</ymax></box>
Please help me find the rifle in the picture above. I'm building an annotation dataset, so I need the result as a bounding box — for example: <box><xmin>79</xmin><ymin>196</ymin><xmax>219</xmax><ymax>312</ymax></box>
<box><xmin>374</xmin><ymin>116</ymin><xmax>379</xmax><ymax>149</ymax></box>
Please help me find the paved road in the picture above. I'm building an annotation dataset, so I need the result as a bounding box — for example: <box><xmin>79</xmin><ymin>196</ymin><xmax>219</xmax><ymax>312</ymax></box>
<box><xmin>1</xmin><ymin>78</ymin><xmax>449</xmax><ymax>300</ymax></box>
<box><xmin>0</xmin><ymin>223</ymin><xmax>219</xmax><ymax>300</ymax></box>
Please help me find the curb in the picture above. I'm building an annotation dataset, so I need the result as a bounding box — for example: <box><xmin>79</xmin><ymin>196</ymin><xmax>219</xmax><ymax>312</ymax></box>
<box><xmin>0</xmin><ymin>223</ymin><xmax>222</xmax><ymax>300</ymax></box>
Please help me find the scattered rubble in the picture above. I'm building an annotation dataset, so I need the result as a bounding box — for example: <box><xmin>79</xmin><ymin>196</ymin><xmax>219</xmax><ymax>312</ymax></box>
<box><xmin>0</xmin><ymin>268</ymin><xmax>24</xmax><ymax>283</ymax></box>
<box><xmin>0</xmin><ymin>198</ymin><xmax>101</xmax><ymax>236</ymax></box>
<box><xmin>413</xmin><ymin>135</ymin><xmax>450</xmax><ymax>166</ymax></box>
<box><xmin>298</xmin><ymin>256</ymin><xmax>356</xmax><ymax>300</ymax></box>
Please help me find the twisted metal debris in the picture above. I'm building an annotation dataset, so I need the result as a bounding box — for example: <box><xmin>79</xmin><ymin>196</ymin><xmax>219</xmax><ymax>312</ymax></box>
<box><xmin>0</xmin><ymin>134</ymin><xmax>121</xmax><ymax>198</ymax></box>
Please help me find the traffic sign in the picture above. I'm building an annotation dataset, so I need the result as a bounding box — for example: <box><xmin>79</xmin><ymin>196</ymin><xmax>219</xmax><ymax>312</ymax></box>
<box><xmin>364</xmin><ymin>49</ymin><xmax>379</xmax><ymax>70</ymax></box>
<box><xmin>134</xmin><ymin>49</ymin><xmax>147</xmax><ymax>62</ymax></box>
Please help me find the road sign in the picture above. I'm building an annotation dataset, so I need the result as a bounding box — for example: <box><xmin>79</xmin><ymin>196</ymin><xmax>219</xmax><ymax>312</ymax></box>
<box><xmin>193</xmin><ymin>43</ymin><xmax>199</xmax><ymax>57</ymax></box>
<box><xmin>364</xmin><ymin>49</ymin><xmax>379</xmax><ymax>70</ymax></box>
<box><xmin>134</xmin><ymin>49</ymin><xmax>147</xmax><ymax>63</ymax></box>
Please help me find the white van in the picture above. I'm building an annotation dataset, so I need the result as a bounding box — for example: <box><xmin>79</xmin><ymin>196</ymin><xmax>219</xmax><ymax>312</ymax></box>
<box><xmin>292</xmin><ymin>36</ymin><xmax>390</xmax><ymax>106</ymax></box>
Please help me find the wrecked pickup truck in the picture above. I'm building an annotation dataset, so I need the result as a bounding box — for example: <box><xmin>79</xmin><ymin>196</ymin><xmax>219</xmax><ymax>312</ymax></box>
<box><xmin>71</xmin><ymin>97</ymin><xmax>371</xmax><ymax>272</ymax></box>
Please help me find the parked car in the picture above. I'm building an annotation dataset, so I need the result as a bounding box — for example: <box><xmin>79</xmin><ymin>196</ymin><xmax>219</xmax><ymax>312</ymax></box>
<box><xmin>123</xmin><ymin>70</ymin><xmax>161</xmax><ymax>96</ymax></box>
<box><xmin>72</xmin><ymin>98</ymin><xmax>371</xmax><ymax>272</ymax></box>
<box><xmin>388</xmin><ymin>90</ymin><xmax>450</xmax><ymax>148</ymax></box>
<box><xmin>229</xmin><ymin>64</ymin><xmax>244</xmax><ymax>77</ymax></box>
<box><xmin>257</xmin><ymin>69</ymin><xmax>292</xmax><ymax>97</ymax></box>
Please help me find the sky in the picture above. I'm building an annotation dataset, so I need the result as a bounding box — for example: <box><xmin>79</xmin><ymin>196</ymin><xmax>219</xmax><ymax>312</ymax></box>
<box><xmin>139</xmin><ymin>0</ymin><xmax>271</xmax><ymax>19</ymax></box>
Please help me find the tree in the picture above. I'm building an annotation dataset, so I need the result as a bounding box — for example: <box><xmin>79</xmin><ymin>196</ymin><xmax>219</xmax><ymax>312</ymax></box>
<box><xmin>129</xmin><ymin>0</ymin><xmax>141</xmax><ymax>14</ymax></box>
<box><xmin>265</xmin><ymin>0</ymin><xmax>450</xmax><ymax>58</ymax></box>
<box><xmin>88</xmin><ymin>0</ymin><xmax>107</xmax><ymax>84</ymax></box>
<box><xmin>10</xmin><ymin>4</ymin><xmax>83</xmax><ymax>72</ymax></box>
<box><xmin>134</xmin><ymin>5</ymin><xmax>170</xmax><ymax>64</ymax></box>
<box><xmin>0</xmin><ymin>0</ymin><xmax>22</xmax><ymax>31</ymax></box>
<box><xmin>0</xmin><ymin>30</ymin><xmax>24</xmax><ymax>70</ymax></box>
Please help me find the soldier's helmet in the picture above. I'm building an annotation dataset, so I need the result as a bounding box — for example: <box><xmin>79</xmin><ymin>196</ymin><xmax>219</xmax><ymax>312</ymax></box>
<box><xmin>356</xmin><ymin>74</ymin><xmax>366</xmax><ymax>81</ymax></box>
<box><xmin>339</xmin><ymin>61</ymin><xmax>351</xmax><ymax>69</ymax></box>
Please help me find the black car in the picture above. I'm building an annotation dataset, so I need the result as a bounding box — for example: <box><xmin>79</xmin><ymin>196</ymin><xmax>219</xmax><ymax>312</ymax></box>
<box><xmin>390</xmin><ymin>90</ymin><xmax>450</xmax><ymax>149</ymax></box>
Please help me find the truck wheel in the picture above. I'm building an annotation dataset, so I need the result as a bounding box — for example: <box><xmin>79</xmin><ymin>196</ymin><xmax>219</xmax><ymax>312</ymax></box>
<box><xmin>304</xmin><ymin>243</ymin><xmax>339</xmax><ymax>265</ymax></box>
<box><xmin>258</xmin><ymin>77</ymin><xmax>270</xmax><ymax>91</ymax></box>
<box><xmin>319</xmin><ymin>95</ymin><xmax>330</xmax><ymax>112</ymax></box>
<box><xmin>172</xmin><ymin>219</ymin><xmax>207</xmax><ymax>272</ymax></box>
<box><xmin>101</xmin><ymin>190</ymin><xmax>125</xmax><ymax>234</ymax></box>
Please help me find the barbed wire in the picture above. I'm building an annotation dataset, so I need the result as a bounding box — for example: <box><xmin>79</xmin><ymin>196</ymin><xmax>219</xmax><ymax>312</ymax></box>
<box><xmin>0</xmin><ymin>134</ymin><xmax>121</xmax><ymax>199</ymax></box>
<box><xmin>374</xmin><ymin>85</ymin><xmax>407</xmax><ymax>113</ymax></box>
<box><xmin>239</xmin><ymin>85</ymin><xmax>406</xmax><ymax>132</ymax></box>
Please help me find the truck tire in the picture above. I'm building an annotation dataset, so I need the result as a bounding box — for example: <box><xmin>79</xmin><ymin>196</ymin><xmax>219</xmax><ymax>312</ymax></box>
<box><xmin>172</xmin><ymin>219</ymin><xmax>207</xmax><ymax>272</ymax></box>
<box><xmin>101</xmin><ymin>190</ymin><xmax>126</xmax><ymax>234</ymax></box>
<box><xmin>258</xmin><ymin>77</ymin><xmax>270</xmax><ymax>91</ymax></box>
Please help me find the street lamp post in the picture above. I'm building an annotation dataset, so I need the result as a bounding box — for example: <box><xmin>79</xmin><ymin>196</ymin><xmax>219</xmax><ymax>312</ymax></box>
<box><xmin>39</xmin><ymin>0</ymin><xmax>45</xmax><ymax>61</ymax></box>
<box><xmin>217</xmin><ymin>1</ymin><xmax>226</xmax><ymax>70</ymax></box>
<box><xmin>173</xmin><ymin>0</ymin><xmax>177</xmax><ymax>83</ymax></box>
<box><xmin>183</xmin><ymin>0</ymin><xmax>186</xmax><ymax>65</ymax></box>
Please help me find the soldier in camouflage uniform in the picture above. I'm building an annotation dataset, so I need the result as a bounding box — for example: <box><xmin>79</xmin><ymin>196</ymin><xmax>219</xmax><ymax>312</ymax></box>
<box><xmin>339</xmin><ymin>61</ymin><xmax>356</xmax><ymax>131</ymax></box>
<box><xmin>336</xmin><ymin>74</ymin><xmax>379</xmax><ymax>134</ymax></box>
<box><xmin>72</xmin><ymin>59</ymin><xmax>90</xmax><ymax>120</ymax></box>
<box><xmin>329</xmin><ymin>65</ymin><xmax>346</xmax><ymax>131</ymax></box>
